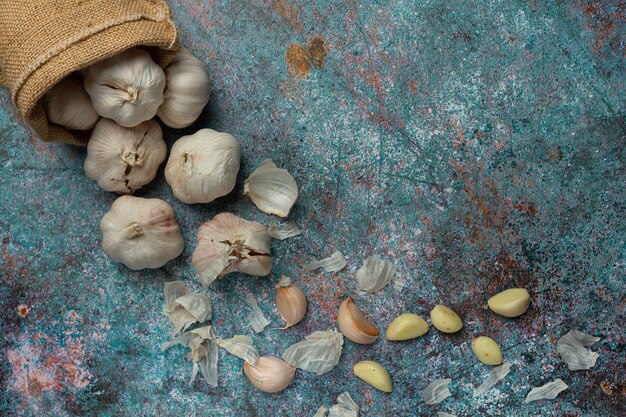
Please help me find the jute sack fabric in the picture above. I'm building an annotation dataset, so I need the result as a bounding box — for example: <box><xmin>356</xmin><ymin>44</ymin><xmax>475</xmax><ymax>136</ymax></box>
<box><xmin>0</xmin><ymin>0</ymin><xmax>178</xmax><ymax>145</ymax></box>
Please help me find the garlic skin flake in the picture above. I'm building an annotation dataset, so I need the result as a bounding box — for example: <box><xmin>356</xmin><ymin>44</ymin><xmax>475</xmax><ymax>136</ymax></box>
<box><xmin>243</xmin><ymin>356</ymin><xmax>295</xmax><ymax>393</ymax></box>
<box><xmin>100</xmin><ymin>196</ymin><xmax>184</xmax><ymax>270</ymax></box>
<box><xmin>276</xmin><ymin>276</ymin><xmax>307</xmax><ymax>329</ymax></box>
<box><xmin>246</xmin><ymin>293</ymin><xmax>271</xmax><ymax>333</ymax></box>
<box><xmin>438</xmin><ymin>413</ymin><xmax>457</xmax><ymax>417</ymax></box>
<box><xmin>192</xmin><ymin>213</ymin><xmax>272</xmax><ymax>287</ymax></box>
<box><xmin>85</xmin><ymin>118</ymin><xmax>166</xmax><ymax>194</ymax></box>
<box><xmin>165</xmin><ymin>129</ymin><xmax>241</xmax><ymax>204</ymax></box>
<box><xmin>557</xmin><ymin>329</ymin><xmax>601</xmax><ymax>370</ymax></box>
<box><xmin>524</xmin><ymin>379</ymin><xmax>568</xmax><ymax>403</ymax></box>
<box><xmin>85</xmin><ymin>48</ymin><xmax>165</xmax><ymax>127</ymax></box>
<box><xmin>328</xmin><ymin>392</ymin><xmax>359</xmax><ymax>417</ymax></box>
<box><xmin>356</xmin><ymin>256</ymin><xmax>397</xmax><ymax>293</ymax></box>
<box><xmin>421</xmin><ymin>378</ymin><xmax>452</xmax><ymax>405</ymax></box>
<box><xmin>161</xmin><ymin>325</ymin><xmax>218</xmax><ymax>387</ymax></box>
<box><xmin>163</xmin><ymin>281</ymin><xmax>211</xmax><ymax>333</ymax></box>
<box><xmin>268</xmin><ymin>220</ymin><xmax>301</xmax><ymax>240</ymax></box>
<box><xmin>217</xmin><ymin>335</ymin><xmax>259</xmax><ymax>366</ymax></box>
<box><xmin>158</xmin><ymin>48</ymin><xmax>210</xmax><ymax>128</ymax></box>
<box><xmin>282</xmin><ymin>330</ymin><xmax>344</xmax><ymax>375</ymax></box>
<box><xmin>314</xmin><ymin>406</ymin><xmax>329</xmax><ymax>417</ymax></box>
<box><xmin>44</xmin><ymin>77</ymin><xmax>99</xmax><ymax>130</ymax></box>
<box><xmin>244</xmin><ymin>159</ymin><xmax>298</xmax><ymax>217</ymax></box>
<box><xmin>304</xmin><ymin>250</ymin><xmax>347</xmax><ymax>273</ymax></box>
<box><xmin>473</xmin><ymin>363</ymin><xmax>512</xmax><ymax>397</ymax></box>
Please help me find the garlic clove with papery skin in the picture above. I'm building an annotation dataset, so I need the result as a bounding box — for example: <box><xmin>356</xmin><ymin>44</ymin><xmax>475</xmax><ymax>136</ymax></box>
<box><xmin>243</xmin><ymin>356</ymin><xmax>295</xmax><ymax>393</ymax></box>
<box><xmin>100</xmin><ymin>196</ymin><xmax>184</xmax><ymax>270</ymax></box>
<box><xmin>43</xmin><ymin>77</ymin><xmax>99</xmax><ymax>130</ymax></box>
<box><xmin>337</xmin><ymin>297</ymin><xmax>379</xmax><ymax>344</ymax></box>
<box><xmin>275</xmin><ymin>276</ymin><xmax>307</xmax><ymax>329</ymax></box>
<box><xmin>165</xmin><ymin>129</ymin><xmax>241</xmax><ymax>204</ymax></box>
<box><xmin>244</xmin><ymin>159</ymin><xmax>298</xmax><ymax>217</ymax></box>
<box><xmin>84</xmin><ymin>118</ymin><xmax>167</xmax><ymax>194</ymax></box>
<box><xmin>85</xmin><ymin>48</ymin><xmax>165</xmax><ymax>127</ymax></box>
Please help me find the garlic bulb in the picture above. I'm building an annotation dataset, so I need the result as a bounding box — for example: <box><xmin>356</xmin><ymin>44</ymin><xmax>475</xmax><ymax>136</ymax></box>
<box><xmin>85</xmin><ymin>48</ymin><xmax>165</xmax><ymax>127</ymax></box>
<box><xmin>275</xmin><ymin>276</ymin><xmax>307</xmax><ymax>329</ymax></box>
<box><xmin>84</xmin><ymin>119</ymin><xmax>167</xmax><ymax>194</ymax></box>
<box><xmin>158</xmin><ymin>48</ymin><xmax>211</xmax><ymax>128</ymax></box>
<box><xmin>165</xmin><ymin>129</ymin><xmax>241</xmax><ymax>204</ymax></box>
<box><xmin>337</xmin><ymin>297</ymin><xmax>379</xmax><ymax>344</ymax></box>
<box><xmin>192</xmin><ymin>213</ymin><xmax>272</xmax><ymax>287</ymax></box>
<box><xmin>43</xmin><ymin>77</ymin><xmax>99</xmax><ymax>130</ymax></box>
<box><xmin>244</xmin><ymin>159</ymin><xmax>298</xmax><ymax>217</ymax></box>
<box><xmin>243</xmin><ymin>356</ymin><xmax>295</xmax><ymax>393</ymax></box>
<box><xmin>100</xmin><ymin>196</ymin><xmax>184</xmax><ymax>270</ymax></box>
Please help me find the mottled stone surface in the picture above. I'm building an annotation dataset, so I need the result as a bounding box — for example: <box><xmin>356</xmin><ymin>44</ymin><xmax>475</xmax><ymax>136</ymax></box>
<box><xmin>0</xmin><ymin>1</ymin><xmax>624</xmax><ymax>416</ymax></box>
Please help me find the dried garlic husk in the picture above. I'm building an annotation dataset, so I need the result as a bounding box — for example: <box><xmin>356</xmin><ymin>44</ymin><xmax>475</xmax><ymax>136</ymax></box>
<box><xmin>161</xmin><ymin>325</ymin><xmax>218</xmax><ymax>387</ymax></box>
<box><xmin>246</xmin><ymin>293</ymin><xmax>271</xmax><ymax>333</ymax></box>
<box><xmin>85</xmin><ymin>119</ymin><xmax>167</xmax><ymax>194</ymax></box>
<box><xmin>85</xmin><ymin>48</ymin><xmax>165</xmax><ymax>127</ymax></box>
<box><xmin>314</xmin><ymin>406</ymin><xmax>329</xmax><ymax>417</ymax></box>
<box><xmin>328</xmin><ymin>392</ymin><xmax>359</xmax><ymax>417</ymax></box>
<box><xmin>337</xmin><ymin>297</ymin><xmax>379</xmax><ymax>344</ymax></box>
<box><xmin>276</xmin><ymin>276</ymin><xmax>307</xmax><ymax>329</ymax></box>
<box><xmin>282</xmin><ymin>330</ymin><xmax>344</xmax><ymax>375</ymax></box>
<box><xmin>356</xmin><ymin>256</ymin><xmax>397</xmax><ymax>293</ymax></box>
<box><xmin>165</xmin><ymin>129</ymin><xmax>241</xmax><ymax>204</ymax></box>
<box><xmin>524</xmin><ymin>379</ymin><xmax>568</xmax><ymax>403</ymax></box>
<box><xmin>557</xmin><ymin>329</ymin><xmax>600</xmax><ymax>370</ymax></box>
<box><xmin>244</xmin><ymin>159</ymin><xmax>298</xmax><ymax>217</ymax></box>
<box><xmin>304</xmin><ymin>250</ymin><xmax>347</xmax><ymax>273</ymax></box>
<box><xmin>158</xmin><ymin>48</ymin><xmax>210</xmax><ymax>128</ymax></box>
<box><xmin>268</xmin><ymin>220</ymin><xmax>301</xmax><ymax>240</ymax></box>
<box><xmin>473</xmin><ymin>363</ymin><xmax>512</xmax><ymax>397</ymax></box>
<box><xmin>192</xmin><ymin>213</ymin><xmax>272</xmax><ymax>287</ymax></box>
<box><xmin>163</xmin><ymin>281</ymin><xmax>211</xmax><ymax>333</ymax></box>
<box><xmin>421</xmin><ymin>378</ymin><xmax>452</xmax><ymax>405</ymax></box>
<box><xmin>438</xmin><ymin>413</ymin><xmax>457</xmax><ymax>417</ymax></box>
<box><xmin>243</xmin><ymin>356</ymin><xmax>295</xmax><ymax>393</ymax></box>
<box><xmin>100</xmin><ymin>196</ymin><xmax>184</xmax><ymax>270</ymax></box>
<box><xmin>216</xmin><ymin>335</ymin><xmax>259</xmax><ymax>366</ymax></box>
<box><xmin>44</xmin><ymin>77</ymin><xmax>99</xmax><ymax>130</ymax></box>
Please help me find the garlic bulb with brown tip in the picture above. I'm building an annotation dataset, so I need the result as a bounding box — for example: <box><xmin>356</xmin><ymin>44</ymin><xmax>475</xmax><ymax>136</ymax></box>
<box><xmin>158</xmin><ymin>48</ymin><xmax>211</xmax><ymax>128</ymax></box>
<box><xmin>192</xmin><ymin>213</ymin><xmax>272</xmax><ymax>287</ymax></box>
<box><xmin>43</xmin><ymin>77</ymin><xmax>99</xmax><ymax>130</ymax></box>
<box><xmin>243</xmin><ymin>356</ymin><xmax>295</xmax><ymax>393</ymax></box>
<box><xmin>85</xmin><ymin>48</ymin><xmax>165</xmax><ymax>127</ymax></box>
<box><xmin>100</xmin><ymin>196</ymin><xmax>184</xmax><ymax>270</ymax></box>
<box><xmin>165</xmin><ymin>129</ymin><xmax>241</xmax><ymax>204</ymax></box>
<box><xmin>84</xmin><ymin>119</ymin><xmax>167</xmax><ymax>194</ymax></box>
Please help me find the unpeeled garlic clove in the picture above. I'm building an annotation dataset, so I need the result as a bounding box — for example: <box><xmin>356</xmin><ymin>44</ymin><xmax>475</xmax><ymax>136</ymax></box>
<box><xmin>353</xmin><ymin>360</ymin><xmax>392</xmax><ymax>392</ymax></box>
<box><xmin>487</xmin><ymin>288</ymin><xmax>531</xmax><ymax>318</ymax></box>
<box><xmin>276</xmin><ymin>276</ymin><xmax>307</xmax><ymax>329</ymax></box>
<box><xmin>243</xmin><ymin>356</ymin><xmax>295</xmax><ymax>393</ymax></box>
<box><xmin>44</xmin><ymin>77</ymin><xmax>99</xmax><ymax>131</ymax></box>
<box><xmin>386</xmin><ymin>313</ymin><xmax>429</xmax><ymax>341</ymax></box>
<box><xmin>471</xmin><ymin>336</ymin><xmax>503</xmax><ymax>365</ymax></box>
<box><xmin>244</xmin><ymin>159</ymin><xmax>298</xmax><ymax>217</ymax></box>
<box><xmin>430</xmin><ymin>304</ymin><xmax>463</xmax><ymax>333</ymax></box>
<box><xmin>337</xmin><ymin>297</ymin><xmax>379</xmax><ymax>344</ymax></box>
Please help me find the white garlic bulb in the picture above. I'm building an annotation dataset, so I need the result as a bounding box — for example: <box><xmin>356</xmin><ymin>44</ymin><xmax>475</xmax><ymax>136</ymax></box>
<box><xmin>84</xmin><ymin>48</ymin><xmax>165</xmax><ymax>127</ymax></box>
<box><xmin>165</xmin><ymin>129</ymin><xmax>241</xmax><ymax>204</ymax></box>
<box><xmin>158</xmin><ymin>48</ymin><xmax>211</xmax><ymax>128</ymax></box>
<box><xmin>244</xmin><ymin>159</ymin><xmax>298</xmax><ymax>217</ymax></box>
<box><xmin>84</xmin><ymin>118</ymin><xmax>167</xmax><ymax>194</ymax></box>
<box><xmin>43</xmin><ymin>77</ymin><xmax>99</xmax><ymax>130</ymax></box>
<box><xmin>100</xmin><ymin>196</ymin><xmax>184</xmax><ymax>270</ymax></box>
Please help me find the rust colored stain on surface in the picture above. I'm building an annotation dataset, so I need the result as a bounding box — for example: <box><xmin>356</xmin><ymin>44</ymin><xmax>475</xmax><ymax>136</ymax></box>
<box><xmin>272</xmin><ymin>0</ymin><xmax>304</xmax><ymax>32</ymax></box>
<box><xmin>307</xmin><ymin>37</ymin><xmax>327</xmax><ymax>68</ymax></box>
<box><xmin>286</xmin><ymin>37</ymin><xmax>328</xmax><ymax>79</ymax></box>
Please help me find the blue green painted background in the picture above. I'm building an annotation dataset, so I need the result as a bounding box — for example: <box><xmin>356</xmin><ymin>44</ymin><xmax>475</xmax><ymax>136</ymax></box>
<box><xmin>0</xmin><ymin>0</ymin><xmax>624</xmax><ymax>416</ymax></box>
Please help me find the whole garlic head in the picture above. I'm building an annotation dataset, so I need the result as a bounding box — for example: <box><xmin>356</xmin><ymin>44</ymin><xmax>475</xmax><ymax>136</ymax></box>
<box><xmin>84</xmin><ymin>118</ymin><xmax>167</xmax><ymax>194</ymax></box>
<box><xmin>44</xmin><ymin>77</ymin><xmax>99</xmax><ymax>130</ymax></box>
<box><xmin>165</xmin><ymin>129</ymin><xmax>241</xmax><ymax>204</ymax></box>
<box><xmin>158</xmin><ymin>48</ymin><xmax>211</xmax><ymax>128</ymax></box>
<box><xmin>100</xmin><ymin>196</ymin><xmax>184</xmax><ymax>270</ymax></box>
<box><xmin>85</xmin><ymin>48</ymin><xmax>166</xmax><ymax>127</ymax></box>
<box><xmin>192</xmin><ymin>213</ymin><xmax>272</xmax><ymax>287</ymax></box>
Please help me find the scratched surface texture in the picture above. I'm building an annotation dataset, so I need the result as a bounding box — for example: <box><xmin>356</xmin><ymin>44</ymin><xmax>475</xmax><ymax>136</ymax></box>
<box><xmin>0</xmin><ymin>0</ymin><xmax>624</xmax><ymax>416</ymax></box>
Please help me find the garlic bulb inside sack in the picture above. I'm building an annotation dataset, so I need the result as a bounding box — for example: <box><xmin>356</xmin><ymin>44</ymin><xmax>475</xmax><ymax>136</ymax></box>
<box><xmin>165</xmin><ymin>129</ymin><xmax>241</xmax><ymax>204</ymax></box>
<box><xmin>84</xmin><ymin>48</ymin><xmax>165</xmax><ymax>127</ymax></box>
<box><xmin>84</xmin><ymin>118</ymin><xmax>167</xmax><ymax>194</ymax></box>
<box><xmin>100</xmin><ymin>196</ymin><xmax>184</xmax><ymax>270</ymax></box>
<box><xmin>43</xmin><ymin>77</ymin><xmax>99</xmax><ymax>130</ymax></box>
<box><xmin>158</xmin><ymin>48</ymin><xmax>211</xmax><ymax>128</ymax></box>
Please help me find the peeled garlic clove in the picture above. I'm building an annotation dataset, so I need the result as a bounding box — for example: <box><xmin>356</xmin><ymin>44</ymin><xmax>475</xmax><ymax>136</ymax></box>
<box><xmin>471</xmin><ymin>336</ymin><xmax>503</xmax><ymax>365</ymax></box>
<box><xmin>192</xmin><ymin>213</ymin><xmax>272</xmax><ymax>287</ymax></box>
<box><xmin>244</xmin><ymin>159</ymin><xmax>298</xmax><ymax>217</ymax></box>
<box><xmin>276</xmin><ymin>276</ymin><xmax>307</xmax><ymax>329</ymax></box>
<box><xmin>85</xmin><ymin>48</ymin><xmax>165</xmax><ymax>127</ymax></box>
<box><xmin>487</xmin><ymin>288</ymin><xmax>531</xmax><ymax>318</ymax></box>
<box><xmin>353</xmin><ymin>360</ymin><xmax>392</xmax><ymax>392</ymax></box>
<box><xmin>338</xmin><ymin>297</ymin><xmax>379</xmax><ymax>344</ymax></box>
<box><xmin>158</xmin><ymin>48</ymin><xmax>211</xmax><ymax>128</ymax></box>
<box><xmin>243</xmin><ymin>356</ymin><xmax>295</xmax><ymax>393</ymax></box>
<box><xmin>100</xmin><ymin>196</ymin><xmax>184</xmax><ymax>270</ymax></box>
<box><xmin>165</xmin><ymin>129</ymin><xmax>241</xmax><ymax>204</ymax></box>
<box><xmin>84</xmin><ymin>119</ymin><xmax>167</xmax><ymax>194</ymax></box>
<box><xmin>430</xmin><ymin>305</ymin><xmax>463</xmax><ymax>333</ymax></box>
<box><xmin>386</xmin><ymin>313</ymin><xmax>429</xmax><ymax>341</ymax></box>
<box><xmin>44</xmin><ymin>77</ymin><xmax>99</xmax><ymax>130</ymax></box>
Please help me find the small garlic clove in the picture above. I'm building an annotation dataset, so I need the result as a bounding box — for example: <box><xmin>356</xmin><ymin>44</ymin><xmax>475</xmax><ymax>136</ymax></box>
<box><xmin>353</xmin><ymin>360</ymin><xmax>392</xmax><ymax>392</ymax></box>
<box><xmin>337</xmin><ymin>297</ymin><xmax>379</xmax><ymax>344</ymax></box>
<box><xmin>275</xmin><ymin>276</ymin><xmax>307</xmax><ymax>329</ymax></box>
<box><xmin>243</xmin><ymin>356</ymin><xmax>295</xmax><ymax>393</ymax></box>
<box><xmin>386</xmin><ymin>313</ymin><xmax>429</xmax><ymax>341</ymax></box>
<box><xmin>430</xmin><ymin>304</ymin><xmax>463</xmax><ymax>333</ymax></box>
<box><xmin>244</xmin><ymin>159</ymin><xmax>298</xmax><ymax>217</ymax></box>
<box><xmin>44</xmin><ymin>77</ymin><xmax>99</xmax><ymax>131</ymax></box>
<box><xmin>471</xmin><ymin>336</ymin><xmax>503</xmax><ymax>365</ymax></box>
<box><xmin>487</xmin><ymin>288</ymin><xmax>531</xmax><ymax>318</ymax></box>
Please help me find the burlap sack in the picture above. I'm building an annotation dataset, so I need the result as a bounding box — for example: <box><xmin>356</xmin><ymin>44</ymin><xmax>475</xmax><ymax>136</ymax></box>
<box><xmin>0</xmin><ymin>0</ymin><xmax>179</xmax><ymax>145</ymax></box>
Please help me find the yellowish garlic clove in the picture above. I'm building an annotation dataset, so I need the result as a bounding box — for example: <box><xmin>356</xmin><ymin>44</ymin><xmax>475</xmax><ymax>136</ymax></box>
<box><xmin>353</xmin><ymin>360</ymin><xmax>392</xmax><ymax>392</ymax></box>
<box><xmin>430</xmin><ymin>304</ymin><xmax>463</xmax><ymax>333</ymax></box>
<box><xmin>487</xmin><ymin>288</ymin><xmax>531</xmax><ymax>318</ymax></box>
<box><xmin>243</xmin><ymin>356</ymin><xmax>295</xmax><ymax>393</ymax></box>
<box><xmin>472</xmin><ymin>336</ymin><xmax>503</xmax><ymax>365</ymax></box>
<box><xmin>275</xmin><ymin>276</ymin><xmax>307</xmax><ymax>329</ymax></box>
<box><xmin>337</xmin><ymin>297</ymin><xmax>379</xmax><ymax>344</ymax></box>
<box><xmin>386</xmin><ymin>313</ymin><xmax>429</xmax><ymax>341</ymax></box>
<box><xmin>244</xmin><ymin>159</ymin><xmax>298</xmax><ymax>217</ymax></box>
<box><xmin>44</xmin><ymin>77</ymin><xmax>99</xmax><ymax>131</ymax></box>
